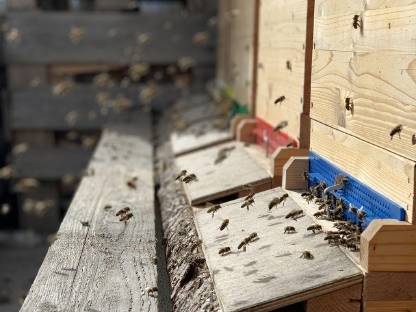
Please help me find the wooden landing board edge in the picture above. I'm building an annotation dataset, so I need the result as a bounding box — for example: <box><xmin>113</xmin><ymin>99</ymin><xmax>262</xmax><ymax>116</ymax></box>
<box><xmin>192</xmin><ymin>188</ymin><xmax>362</xmax><ymax>312</ymax></box>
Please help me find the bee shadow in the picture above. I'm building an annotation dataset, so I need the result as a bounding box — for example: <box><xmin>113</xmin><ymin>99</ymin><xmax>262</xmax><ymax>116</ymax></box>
<box><xmin>258</xmin><ymin>244</ymin><xmax>272</xmax><ymax>250</ymax></box>
<box><xmin>253</xmin><ymin>275</ymin><xmax>276</xmax><ymax>284</ymax></box>
<box><xmin>243</xmin><ymin>261</ymin><xmax>257</xmax><ymax>267</ymax></box>
<box><xmin>244</xmin><ymin>269</ymin><xmax>258</xmax><ymax>276</ymax></box>
<box><xmin>268</xmin><ymin>221</ymin><xmax>283</xmax><ymax>227</ymax></box>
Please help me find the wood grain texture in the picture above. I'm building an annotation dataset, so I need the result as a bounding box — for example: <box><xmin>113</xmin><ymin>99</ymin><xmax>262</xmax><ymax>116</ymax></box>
<box><xmin>13</xmin><ymin>147</ymin><xmax>93</xmax><ymax>179</ymax></box>
<box><xmin>5</xmin><ymin>11</ymin><xmax>215</xmax><ymax>64</ymax></box>
<box><xmin>365</xmin><ymin>300</ymin><xmax>416</xmax><ymax>312</ymax></box>
<box><xmin>193</xmin><ymin>188</ymin><xmax>362</xmax><ymax>312</ymax></box>
<box><xmin>282</xmin><ymin>156</ymin><xmax>309</xmax><ymax>191</ymax></box>
<box><xmin>255</xmin><ymin>0</ymin><xmax>314</xmax><ymax>142</ymax></box>
<box><xmin>175</xmin><ymin>142</ymin><xmax>272</xmax><ymax>205</ymax></box>
<box><xmin>364</xmin><ymin>272</ymin><xmax>416</xmax><ymax>301</ymax></box>
<box><xmin>360</xmin><ymin>219</ymin><xmax>416</xmax><ymax>272</ymax></box>
<box><xmin>20</xmin><ymin>116</ymin><xmax>160</xmax><ymax>312</ymax></box>
<box><xmin>11</xmin><ymin>85</ymin><xmax>178</xmax><ymax>130</ymax></box>
<box><xmin>310</xmin><ymin>120</ymin><xmax>416</xmax><ymax>222</ymax></box>
<box><xmin>306</xmin><ymin>283</ymin><xmax>362</xmax><ymax>312</ymax></box>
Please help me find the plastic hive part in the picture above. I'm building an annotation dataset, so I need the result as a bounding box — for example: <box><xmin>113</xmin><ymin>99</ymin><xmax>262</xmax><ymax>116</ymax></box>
<box><xmin>253</xmin><ymin>117</ymin><xmax>298</xmax><ymax>155</ymax></box>
<box><xmin>308</xmin><ymin>151</ymin><xmax>406</xmax><ymax>229</ymax></box>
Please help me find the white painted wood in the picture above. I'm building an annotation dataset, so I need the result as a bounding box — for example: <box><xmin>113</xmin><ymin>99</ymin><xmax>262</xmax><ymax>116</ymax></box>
<box><xmin>193</xmin><ymin>188</ymin><xmax>362</xmax><ymax>311</ymax></box>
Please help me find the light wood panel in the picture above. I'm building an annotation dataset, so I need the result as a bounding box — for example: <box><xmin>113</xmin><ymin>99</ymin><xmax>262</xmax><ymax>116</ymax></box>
<box><xmin>255</xmin><ymin>0</ymin><xmax>314</xmax><ymax>143</ymax></box>
<box><xmin>20</xmin><ymin>117</ymin><xmax>159</xmax><ymax>311</ymax></box>
<box><xmin>193</xmin><ymin>188</ymin><xmax>362</xmax><ymax>312</ymax></box>
<box><xmin>175</xmin><ymin>142</ymin><xmax>272</xmax><ymax>205</ymax></box>
<box><xmin>310</xmin><ymin>120</ymin><xmax>416</xmax><ymax>223</ymax></box>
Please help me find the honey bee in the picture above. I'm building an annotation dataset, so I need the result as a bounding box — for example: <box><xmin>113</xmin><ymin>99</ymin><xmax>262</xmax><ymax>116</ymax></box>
<box><xmin>69</xmin><ymin>26</ymin><xmax>85</xmax><ymax>44</ymax></box>
<box><xmin>146</xmin><ymin>287</ymin><xmax>158</xmax><ymax>297</ymax></box>
<box><xmin>219</xmin><ymin>219</ymin><xmax>229</xmax><ymax>231</ymax></box>
<box><xmin>175</xmin><ymin>170</ymin><xmax>187</xmax><ymax>181</ymax></box>
<box><xmin>286</xmin><ymin>60</ymin><xmax>292</xmax><ymax>71</ymax></box>
<box><xmin>274</xmin><ymin>96</ymin><xmax>286</xmax><ymax>105</ymax></box>
<box><xmin>284</xmin><ymin>226</ymin><xmax>296</xmax><ymax>234</ymax></box>
<box><xmin>116</xmin><ymin>207</ymin><xmax>131</xmax><ymax>216</ymax></box>
<box><xmin>300</xmin><ymin>251</ymin><xmax>314</xmax><ymax>260</ymax></box>
<box><xmin>127</xmin><ymin>177</ymin><xmax>138</xmax><ymax>189</ymax></box>
<box><xmin>241</xmin><ymin>198</ymin><xmax>255</xmax><ymax>211</ymax></box>
<box><xmin>268</xmin><ymin>197</ymin><xmax>281</xmax><ymax>211</ymax></box>
<box><xmin>219</xmin><ymin>247</ymin><xmax>231</xmax><ymax>256</ymax></box>
<box><xmin>183</xmin><ymin>173</ymin><xmax>198</xmax><ymax>184</ymax></box>
<box><xmin>120</xmin><ymin>212</ymin><xmax>133</xmax><ymax>222</ymax></box>
<box><xmin>80</xmin><ymin>221</ymin><xmax>89</xmax><ymax>227</ymax></box>
<box><xmin>247</xmin><ymin>232</ymin><xmax>258</xmax><ymax>242</ymax></box>
<box><xmin>207</xmin><ymin>204</ymin><xmax>221</xmax><ymax>218</ymax></box>
<box><xmin>285</xmin><ymin>209</ymin><xmax>303</xmax><ymax>219</ymax></box>
<box><xmin>238</xmin><ymin>240</ymin><xmax>247</xmax><ymax>251</ymax></box>
<box><xmin>390</xmin><ymin>125</ymin><xmax>402</xmax><ymax>140</ymax></box>
<box><xmin>313</xmin><ymin>211</ymin><xmax>325</xmax><ymax>218</ymax></box>
<box><xmin>280</xmin><ymin>194</ymin><xmax>289</xmax><ymax>206</ymax></box>
<box><xmin>352</xmin><ymin>15</ymin><xmax>361</xmax><ymax>29</ymax></box>
<box><xmin>273</xmin><ymin>121</ymin><xmax>288</xmax><ymax>132</ymax></box>
<box><xmin>357</xmin><ymin>207</ymin><xmax>367</xmax><ymax>221</ymax></box>
<box><xmin>345</xmin><ymin>97</ymin><xmax>354</xmax><ymax>111</ymax></box>
<box><xmin>245</xmin><ymin>192</ymin><xmax>255</xmax><ymax>201</ymax></box>
<box><xmin>307</xmin><ymin>224</ymin><xmax>322</xmax><ymax>234</ymax></box>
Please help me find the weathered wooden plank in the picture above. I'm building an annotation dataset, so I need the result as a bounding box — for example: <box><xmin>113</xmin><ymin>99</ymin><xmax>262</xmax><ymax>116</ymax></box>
<box><xmin>175</xmin><ymin>142</ymin><xmax>272</xmax><ymax>205</ymax></box>
<box><xmin>255</xmin><ymin>0</ymin><xmax>314</xmax><ymax>143</ymax></box>
<box><xmin>310</xmin><ymin>120</ymin><xmax>416</xmax><ymax>223</ymax></box>
<box><xmin>11</xmin><ymin>85</ymin><xmax>179</xmax><ymax>130</ymax></box>
<box><xmin>5</xmin><ymin>11</ymin><xmax>215</xmax><ymax>64</ymax></box>
<box><xmin>193</xmin><ymin>188</ymin><xmax>362</xmax><ymax>312</ymax></box>
<box><xmin>13</xmin><ymin>147</ymin><xmax>93</xmax><ymax>179</ymax></box>
<box><xmin>20</xmin><ymin>117</ymin><xmax>159</xmax><ymax>312</ymax></box>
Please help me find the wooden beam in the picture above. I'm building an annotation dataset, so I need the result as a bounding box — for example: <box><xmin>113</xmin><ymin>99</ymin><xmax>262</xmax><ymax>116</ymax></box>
<box><xmin>230</xmin><ymin>114</ymin><xmax>251</xmax><ymax>138</ymax></box>
<box><xmin>360</xmin><ymin>219</ymin><xmax>416</xmax><ymax>272</ymax></box>
<box><xmin>271</xmin><ymin>147</ymin><xmax>308</xmax><ymax>187</ymax></box>
<box><xmin>11</xmin><ymin>85</ymin><xmax>179</xmax><ymax>130</ymax></box>
<box><xmin>5</xmin><ymin>11</ymin><xmax>215</xmax><ymax>64</ymax></box>
<box><xmin>365</xmin><ymin>300</ymin><xmax>416</xmax><ymax>312</ymax></box>
<box><xmin>236</xmin><ymin>118</ymin><xmax>257</xmax><ymax>143</ymax></box>
<box><xmin>282</xmin><ymin>156</ymin><xmax>309</xmax><ymax>191</ymax></box>
<box><xmin>20</xmin><ymin>115</ymin><xmax>161</xmax><ymax>311</ymax></box>
<box><xmin>310</xmin><ymin>120</ymin><xmax>416</xmax><ymax>223</ymax></box>
<box><xmin>364</xmin><ymin>272</ymin><xmax>416</xmax><ymax>302</ymax></box>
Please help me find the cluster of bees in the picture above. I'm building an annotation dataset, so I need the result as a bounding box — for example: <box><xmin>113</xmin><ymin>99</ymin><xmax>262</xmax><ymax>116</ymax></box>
<box><xmin>175</xmin><ymin>170</ymin><xmax>198</xmax><ymax>184</ymax></box>
<box><xmin>300</xmin><ymin>177</ymin><xmax>364</xmax><ymax>251</ymax></box>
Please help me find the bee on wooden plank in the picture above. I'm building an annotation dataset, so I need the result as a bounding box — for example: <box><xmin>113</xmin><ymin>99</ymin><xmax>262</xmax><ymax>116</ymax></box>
<box><xmin>286</xmin><ymin>60</ymin><xmax>292</xmax><ymax>71</ymax></box>
<box><xmin>313</xmin><ymin>211</ymin><xmax>325</xmax><ymax>219</ymax></box>
<box><xmin>324</xmin><ymin>233</ymin><xmax>341</xmax><ymax>242</ymax></box>
<box><xmin>207</xmin><ymin>204</ymin><xmax>221</xmax><ymax>218</ymax></box>
<box><xmin>146</xmin><ymin>287</ymin><xmax>158</xmax><ymax>298</ymax></box>
<box><xmin>183</xmin><ymin>173</ymin><xmax>198</xmax><ymax>184</ymax></box>
<box><xmin>303</xmin><ymin>171</ymin><xmax>309</xmax><ymax>181</ymax></box>
<box><xmin>274</xmin><ymin>96</ymin><xmax>286</xmax><ymax>105</ymax></box>
<box><xmin>285</xmin><ymin>209</ymin><xmax>303</xmax><ymax>219</ymax></box>
<box><xmin>268</xmin><ymin>197</ymin><xmax>281</xmax><ymax>211</ymax></box>
<box><xmin>345</xmin><ymin>97</ymin><xmax>354</xmax><ymax>111</ymax></box>
<box><xmin>274</xmin><ymin>121</ymin><xmax>288</xmax><ymax>132</ymax></box>
<box><xmin>284</xmin><ymin>226</ymin><xmax>296</xmax><ymax>234</ymax></box>
<box><xmin>175</xmin><ymin>170</ymin><xmax>187</xmax><ymax>181</ymax></box>
<box><xmin>219</xmin><ymin>247</ymin><xmax>231</xmax><ymax>256</ymax></box>
<box><xmin>245</xmin><ymin>192</ymin><xmax>255</xmax><ymax>201</ymax></box>
<box><xmin>120</xmin><ymin>212</ymin><xmax>133</xmax><ymax>222</ymax></box>
<box><xmin>247</xmin><ymin>232</ymin><xmax>258</xmax><ymax>243</ymax></box>
<box><xmin>307</xmin><ymin>224</ymin><xmax>322</xmax><ymax>234</ymax></box>
<box><xmin>348</xmin><ymin>203</ymin><xmax>358</xmax><ymax>215</ymax></box>
<box><xmin>116</xmin><ymin>207</ymin><xmax>131</xmax><ymax>217</ymax></box>
<box><xmin>219</xmin><ymin>219</ymin><xmax>229</xmax><ymax>231</ymax></box>
<box><xmin>237</xmin><ymin>240</ymin><xmax>247</xmax><ymax>251</ymax></box>
<box><xmin>352</xmin><ymin>15</ymin><xmax>361</xmax><ymax>29</ymax></box>
<box><xmin>127</xmin><ymin>177</ymin><xmax>138</xmax><ymax>189</ymax></box>
<box><xmin>390</xmin><ymin>125</ymin><xmax>403</xmax><ymax>140</ymax></box>
<box><xmin>300</xmin><ymin>251</ymin><xmax>314</xmax><ymax>260</ymax></box>
<box><xmin>241</xmin><ymin>198</ymin><xmax>255</xmax><ymax>211</ymax></box>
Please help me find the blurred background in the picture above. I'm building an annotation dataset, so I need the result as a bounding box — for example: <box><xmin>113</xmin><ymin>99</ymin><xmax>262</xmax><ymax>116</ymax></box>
<box><xmin>0</xmin><ymin>1</ymin><xmax>217</xmax><ymax>310</ymax></box>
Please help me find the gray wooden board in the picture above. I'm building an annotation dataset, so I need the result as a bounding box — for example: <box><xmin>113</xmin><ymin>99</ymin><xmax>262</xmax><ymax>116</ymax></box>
<box><xmin>5</xmin><ymin>12</ymin><xmax>215</xmax><ymax>64</ymax></box>
<box><xmin>13</xmin><ymin>147</ymin><xmax>93</xmax><ymax>179</ymax></box>
<box><xmin>193</xmin><ymin>188</ymin><xmax>363</xmax><ymax>312</ymax></box>
<box><xmin>11</xmin><ymin>85</ymin><xmax>178</xmax><ymax>130</ymax></box>
<box><xmin>171</xmin><ymin>118</ymin><xmax>233</xmax><ymax>156</ymax></box>
<box><xmin>20</xmin><ymin>117</ymin><xmax>159</xmax><ymax>312</ymax></box>
<box><xmin>175</xmin><ymin>142</ymin><xmax>272</xmax><ymax>205</ymax></box>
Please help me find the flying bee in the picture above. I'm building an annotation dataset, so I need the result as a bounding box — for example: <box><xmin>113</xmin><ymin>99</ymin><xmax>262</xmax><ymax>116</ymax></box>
<box><xmin>120</xmin><ymin>212</ymin><xmax>133</xmax><ymax>222</ymax></box>
<box><xmin>247</xmin><ymin>232</ymin><xmax>258</xmax><ymax>242</ymax></box>
<box><xmin>183</xmin><ymin>173</ymin><xmax>198</xmax><ymax>184</ymax></box>
<box><xmin>80</xmin><ymin>221</ymin><xmax>89</xmax><ymax>227</ymax></box>
<box><xmin>274</xmin><ymin>120</ymin><xmax>288</xmax><ymax>132</ymax></box>
<box><xmin>324</xmin><ymin>233</ymin><xmax>340</xmax><ymax>241</ymax></box>
<box><xmin>300</xmin><ymin>251</ymin><xmax>314</xmax><ymax>260</ymax></box>
<box><xmin>219</xmin><ymin>247</ymin><xmax>231</xmax><ymax>256</ymax></box>
<box><xmin>274</xmin><ymin>96</ymin><xmax>286</xmax><ymax>105</ymax></box>
<box><xmin>285</xmin><ymin>209</ymin><xmax>303</xmax><ymax>219</ymax></box>
<box><xmin>116</xmin><ymin>207</ymin><xmax>131</xmax><ymax>216</ymax></box>
<box><xmin>390</xmin><ymin>124</ymin><xmax>403</xmax><ymax>140</ymax></box>
<box><xmin>175</xmin><ymin>170</ymin><xmax>187</xmax><ymax>181</ymax></box>
<box><xmin>127</xmin><ymin>177</ymin><xmax>138</xmax><ymax>189</ymax></box>
<box><xmin>219</xmin><ymin>219</ymin><xmax>229</xmax><ymax>231</ymax></box>
<box><xmin>352</xmin><ymin>14</ymin><xmax>361</xmax><ymax>29</ymax></box>
<box><xmin>280</xmin><ymin>193</ymin><xmax>289</xmax><ymax>206</ymax></box>
<box><xmin>307</xmin><ymin>224</ymin><xmax>323</xmax><ymax>234</ymax></box>
<box><xmin>241</xmin><ymin>198</ymin><xmax>255</xmax><ymax>211</ymax></box>
<box><xmin>284</xmin><ymin>226</ymin><xmax>296</xmax><ymax>234</ymax></box>
<box><xmin>345</xmin><ymin>97</ymin><xmax>354</xmax><ymax>111</ymax></box>
<box><xmin>207</xmin><ymin>204</ymin><xmax>221</xmax><ymax>218</ymax></box>
<box><xmin>315</xmin><ymin>198</ymin><xmax>325</xmax><ymax>204</ymax></box>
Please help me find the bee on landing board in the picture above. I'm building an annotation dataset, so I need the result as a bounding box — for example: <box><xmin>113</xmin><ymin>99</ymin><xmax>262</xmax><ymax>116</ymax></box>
<box><xmin>207</xmin><ymin>204</ymin><xmax>221</xmax><ymax>218</ymax></box>
<box><xmin>119</xmin><ymin>212</ymin><xmax>133</xmax><ymax>222</ymax></box>
<box><xmin>390</xmin><ymin>125</ymin><xmax>403</xmax><ymax>140</ymax></box>
<box><xmin>219</xmin><ymin>219</ymin><xmax>229</xmax><ymax>231</ymax></box>
<box><xmin>219</xmin><ymin>247</ymin><xmax>231</xmax><ymax>256</ymax></box>
<box><xmin>307</xmin><ymin>224</ymin><xmax>322</xmax><ymax>234</ymax></box>
<box><xmin>241</xmin><ymin>198</ymin><xmax>255</xmax><ymax>211</ymax></box>
<box><xmin>300</xmin><ymin>251</ymin><xmax>314</xmax><ymax>260</ymax></box>
<box><xmin>284</xmin><ymin>226</ymin><xmax>296</xmax><ymax>234</ymax></box>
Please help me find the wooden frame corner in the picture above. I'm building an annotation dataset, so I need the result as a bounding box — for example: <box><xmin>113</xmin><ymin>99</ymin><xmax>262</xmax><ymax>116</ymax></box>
<box><xmin>236</xmin><ymin>118</ymin><xmax>257</xmax><ymax>143</ymax></box>
<box><xmin>272</xmin><ymin>148</ymin><xmax>308</xmax><ymax>187</ymax></box>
